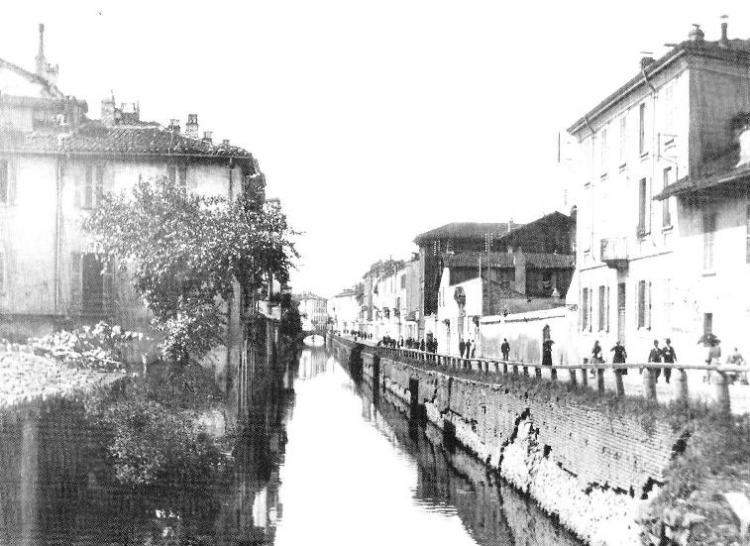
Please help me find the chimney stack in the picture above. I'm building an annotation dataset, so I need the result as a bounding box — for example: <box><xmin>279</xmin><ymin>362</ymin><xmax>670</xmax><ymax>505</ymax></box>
<box><xmin>168</xmin><ymin>119</ymin><xmax>180</xmax><ymax>133</ymax></box>
<box><xmin>640</xmin><ymin>56</ymin><xmax>655</xmax><ymax>70</ymax></box>
<box><xmin>35</xmin><ymin>23</ymin><xmax>59</xmax><ymax>84</ymax></box>
<box><xmin>202</xmin><ymin>131</ymin><xmax>213</xmax><ymax>144</ymax></box>
<box><xmin>222</xmin><ymin>139</ymin><xmax>230</xmax><ymax>146</ymax></box>
<box><xmin>689</xmin><ymin>24</ymin><xmax>705</xmax><ymax>43</ymax></box>
<box><xmin>719</xmin><ymin>16</ymin><xmax>729</xmax><ymax>48</ymax></box>
<box><xmin>185</xmin><ymin>114</ymin><xmax>199</xmax><ymax>139</ymax></box>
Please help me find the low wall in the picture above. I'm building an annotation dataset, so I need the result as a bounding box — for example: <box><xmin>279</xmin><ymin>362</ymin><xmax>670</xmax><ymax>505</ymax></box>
<box><xmin>332</xmin><ymin>336</ymin><xmax>684</xmax><ymax>546</ymax></box>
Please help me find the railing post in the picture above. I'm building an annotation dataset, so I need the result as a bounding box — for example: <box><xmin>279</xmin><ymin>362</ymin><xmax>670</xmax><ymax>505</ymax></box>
<box><xmin>615</xmin><ymin>370</ymin><xmax>625</xmax><ymax>396</ymax></box>
<box><xmin>675</xmin><ymin>368</ymin><xmax>689</xmax><ymax>405</ymax></box>
<box><xmin>523</xmin><ymin>365</ymin><xmax>529</xmax><ymax>376</ymax></box>
<box><xmin>643</xmin><ymin>367</ymin><xmax>657</xmax><ymax>402</ymax></box>
<box><xmin>535</xmin><ymin>367</ymin><xmax>542</xmax><ymax>379</ymax></box>
<box><xmin>512</xmin><ymin>364</ymin><xmax>518</xmax><ymax>375</ymax></box>
<box><xmin>581</xmin><ymin>368</ymin><xmax>588</xmax><ymax>387</ymax></box>
<box><xmin>493</xmin><ymin>361</ymin><xmax>500</xmax><ymax>373</ymax></box>
<box><xmin>550</xmin><ymin>367</ymin><xmax>557</xmax><ymax>382</ymax></box>
<box><xmin>714</xmin><ymin>371</ymin><xmax>731</xmax><ymax>415</ymax></box>
<box><xmin>597</xmin><ymin>368</ymin><xmax>605</xmax><ymax>393</ymax></box>
<box><xmin>569</xmin><ymin>369</ymin><xmax>578</xmax><ymax>387</ymax></box>
<box><xmin>503</xmin><ymin>363</ymin><xmax>508</xmax><ymax>374</ymax></box>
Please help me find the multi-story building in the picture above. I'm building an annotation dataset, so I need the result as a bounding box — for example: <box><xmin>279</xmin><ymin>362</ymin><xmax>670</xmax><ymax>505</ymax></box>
<box><xmin>296</xmin><ymin>292</ymin><xmax>328</xmax><ymax>332</ymax></box>
<box><xmin>413</xmin><ymin>221</ymin><xmax>521</xmax><ymax>338</ymax></box>
<box><xmin>433</xmin><ymin>212</ymin><xmax>576</xmax><ymax>354</ymax></box>
<box><xmin>0</xmin><ymin>26</ymin><xmax>263</xmax><ymax>340</ymax></box>
<box><xmin>568</xmin><ymin>21</ymin><xmax>750</xmax><ymax>361</ymax></box>
<box><xmin>327</xmin><ymin>287</ymin><xmax>361</xmax><ymax>333</ymax></box>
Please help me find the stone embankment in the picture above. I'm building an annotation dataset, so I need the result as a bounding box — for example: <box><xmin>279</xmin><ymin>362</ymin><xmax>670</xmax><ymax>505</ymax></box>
<box><xmin>332</xmin><ymin>336</ymin><xmax>694</xmax><ymax>546</ymax></box>
<box><xmin>0</xmin><ymin>349</ymin><xmax>122</xmax><ymax>407</ymax></box>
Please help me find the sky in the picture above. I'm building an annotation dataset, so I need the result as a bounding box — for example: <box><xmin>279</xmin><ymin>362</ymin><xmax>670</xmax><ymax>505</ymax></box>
<box><xmin>3</xmin><ymin>0</ymin><xmax>750</xmax><ymax>297</ymax></box>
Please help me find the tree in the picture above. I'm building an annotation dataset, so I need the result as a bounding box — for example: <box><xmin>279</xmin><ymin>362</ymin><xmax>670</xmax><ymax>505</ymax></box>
<box><xmin>84</xmin><ymin>177</ymin><xmax>297</xmax><ymax>364</ymax></box>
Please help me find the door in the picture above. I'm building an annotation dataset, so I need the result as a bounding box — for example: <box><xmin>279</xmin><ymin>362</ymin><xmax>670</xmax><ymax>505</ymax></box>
<box><xmin>617</xmin><ymin>282</ymin><xmax>626</xmax><ymax>343</ymax></box>
<box><xmin>82</xmin><ymin>254</ymin><xmax>104</xmax><ymax>315</ymax></box>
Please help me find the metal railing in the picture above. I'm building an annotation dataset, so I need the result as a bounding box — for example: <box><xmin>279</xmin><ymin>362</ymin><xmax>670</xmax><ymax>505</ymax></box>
<box><xmin>334</xmin><ymin>335</ymin><xmax>746</xmax><ymax>414</ymax></box>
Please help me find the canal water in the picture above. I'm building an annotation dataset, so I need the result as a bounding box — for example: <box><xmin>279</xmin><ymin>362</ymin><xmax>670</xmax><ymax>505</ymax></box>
<box><xmin>0</xmin><ymin>346</ymin><xmax>584</xmax><ymax>545</ymax></box>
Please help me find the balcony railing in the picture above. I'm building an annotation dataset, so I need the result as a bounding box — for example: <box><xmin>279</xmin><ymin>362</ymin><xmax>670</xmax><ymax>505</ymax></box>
<box><xmin>600</xmin><ymin>237</ymin><xmax>629</xmax><ymax>269</ymax></box>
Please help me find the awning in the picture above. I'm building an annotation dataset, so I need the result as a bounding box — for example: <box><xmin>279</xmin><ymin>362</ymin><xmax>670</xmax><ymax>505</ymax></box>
<box><xmin>654</xmin><ymin>163</ymin><xmax>750</xmax><ymax>201</ymax></box>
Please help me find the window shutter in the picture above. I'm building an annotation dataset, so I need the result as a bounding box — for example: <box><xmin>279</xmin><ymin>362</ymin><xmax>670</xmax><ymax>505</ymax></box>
<box><xmin>102</xmin><ymin>256</ymin><xmax>114</xmax><ymax>314</ymax></box>
<box><xmin>647</xmin><ymin>281</ymin><xmax>652</xmax><ymax>330</ymax></box>
<box><xmin>648</xmin><ymin>178</ymin><xmax>654</xmax><ymax>234</ymax></box>
<box><xmin>70</xmin><ymin>252</ymin><xmax>82</xmax><ymax>313</ymax></box>
<box><xmin>605</xmin><ymin>285</ymin><xmax>611</xmax><ymax>332</ymax></box>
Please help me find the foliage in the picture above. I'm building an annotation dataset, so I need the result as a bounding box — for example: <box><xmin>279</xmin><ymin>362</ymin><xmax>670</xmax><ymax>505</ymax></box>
<box><xmin>279</xmin><ymin>297</ymin><xmax>303</xmax><ymax>339</ymax></box>
<box><xmin>28</xmin><ymin>321</ymin><xmax>144</xmax><ymax>372</ymax></box>
<box><xmin>83</xmin><ymin>177</ymin><xmax>298</xmax><ymax>364</ymax></box>
<box><xmin>354</xmin><ymin>282</ymin><xmax>365</xmax><ymax>306</ymax></box>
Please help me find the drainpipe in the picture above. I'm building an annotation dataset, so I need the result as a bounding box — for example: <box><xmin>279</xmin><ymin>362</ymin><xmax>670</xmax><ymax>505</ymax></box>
<box><xmin>53</xmin><ymin>156</ymin><xmax>62</xmax><ymax>316</ymax></box>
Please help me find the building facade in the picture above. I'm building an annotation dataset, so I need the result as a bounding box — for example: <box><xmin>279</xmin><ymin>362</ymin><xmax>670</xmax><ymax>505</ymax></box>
<box><xmin>297</xmin><ymin>292</ymin><xmax>328</xmax><ymax>332</ymax></box>
<box><xmin>568</xmin><ymin>21</ymin><xmax>750</xmax><ymax>362</ymax></box>
<box><xmin>0</xmin><ymin>27</ymin><xmax>262</xmax><ymax>341</ymax></box>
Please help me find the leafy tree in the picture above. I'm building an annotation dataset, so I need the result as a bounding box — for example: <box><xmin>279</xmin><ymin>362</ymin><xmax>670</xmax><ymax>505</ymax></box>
<box><xmin>84</xmin><ymin>177</ymin><xmax>297</xmax><ymax>364</ymax></box>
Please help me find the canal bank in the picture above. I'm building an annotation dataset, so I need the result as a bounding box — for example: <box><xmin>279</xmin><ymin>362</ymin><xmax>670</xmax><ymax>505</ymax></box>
<box><xmin>330</xmin><ymin>335</ymin><xmax>746</xmax><ymax>546</ymax></box>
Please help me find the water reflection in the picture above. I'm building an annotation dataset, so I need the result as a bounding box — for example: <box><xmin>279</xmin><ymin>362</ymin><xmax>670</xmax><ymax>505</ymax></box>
<box><xmin>0</xmin><ymin>345</ymin><xmax>583</xmax><ymax>545</ymax></box>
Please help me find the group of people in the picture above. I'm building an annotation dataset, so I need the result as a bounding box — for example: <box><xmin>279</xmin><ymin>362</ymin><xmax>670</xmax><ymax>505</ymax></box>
<box><xmin>458</xmin><ymin>339</ymin><xmax>475</xmax><ymax>359</ymax></box>
<box><xmin>376</xmin><ymin>335</ymin><xmax>439</xmax><ymax>353</ymax></box>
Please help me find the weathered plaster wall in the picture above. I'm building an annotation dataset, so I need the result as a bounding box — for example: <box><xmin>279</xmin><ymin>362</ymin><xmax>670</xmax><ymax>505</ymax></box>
<box><xmin>335</xmin><ymin>337</ymin><xmax>682</xmax><ymax>546</ymax></box>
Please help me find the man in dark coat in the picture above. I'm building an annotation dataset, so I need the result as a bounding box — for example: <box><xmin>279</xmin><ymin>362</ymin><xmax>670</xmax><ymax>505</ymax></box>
<box><xmin>501</xmin><ymin>339</ymin><xmax>510</xmax><ymax>361</ymax></box>
<box><xmin>661</xmin><ymin>338</ymin><xmax>676</xmax><ymax>384</ymax></box>
<box><xmin>611</xmin><ymin>341</ymin><xmax>628</xmax><ymax>375</ymax></box>
<box><xmin>459</xmin><ymin>339</ymin><xmax>466</xmax><ymax>358</ymax></box>
<box><xmin>542</xmin><ymin>339</ymin><xmax>554</xmax><ymax>366</ymax></box>
<box><xmin>465</xmin><ymin>339</ymin><xmax>472</xmax><ymax>359</ymax></box>
<box><xmin>419</xmin><ymin>339</ymin><xmax>426</xmax><ymax>351</ymax></box>
<box><xmin>647</xmin><ymin>339</ymin><xmax>662</xmax><ymax>381</ymax></box>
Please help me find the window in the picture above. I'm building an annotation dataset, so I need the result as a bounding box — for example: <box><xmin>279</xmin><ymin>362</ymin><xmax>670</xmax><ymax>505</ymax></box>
<box><xmin>168</xmin><ymin>164</ymin><xmax>188</xmax><ymax>193</ymax></box>
<box><xmin>0</xmin><ymin>249</ymin><xmax>5</xmax><ymax>293</ymax></box>
<box><xmin>638</xmin><ymin>178</ymin><xmax>648</xmax><ymax>236</ymax></box>
<box><xmin>703</xmin><ymin>212</ymin><xmax>717</xmax><ymax>270</ymax></box>
<box><xmin>639</xmin><ymin>103</ymin><xmax>647</xmax><ymax>155</ymax></box>
<box><xmin>598</xmin><ymin>285</ymin><xmax>606</xmax><ymax>331</ymax></box>
<box><xmin>664</xmin><ymin>84</ymin><xmax>675</xmax><ymax>141</ymax></box>
<box><xmin>81</xmin><ymin>164</ymin><xmax>105</xmax><ymax>209</ymax></box>
<box><xmin>600</xmin><ymin>126</ymin><xmax>608</xmax><ymax>172</ymax></box>
<box><xmin>605</xmin><ymin>285</ymin><xmax>611</xmax><ymax>332</ymax></box>
<box><xmin>637</xmin><ymin>280</ymin><xmax>645</xmax><ymax>328</ymax></box>
<box><xmin>662</xmin><ymin>167</ymin><xmax>672</xmax><ymax>227</ymax></box>
<box><xmin>581</xmin><ymin>288</ymin><xmax>590</xmax><ymax>331</ymax></box>
<box><xmin>663</xmin><ymin>278</ymin><xmax>673</xmax><ymax>324</ymax></box>
<box><xmin>400</xmin><ymin>275</ymin><xmax>406</xmax><ymax>289</ymax></box>
<box><xmin>0</xmin><ymin>160</ymin><xmax>7</xmax><ymax>205</ymax></box>
<box><xmin>619</xmin><ymin>116</ymin><xmax>627</xmax><ymax>165</ymax></box>
<box><xmin>704</xmin><ymin>313</ymin><xmax>713</xmax><ymax>336</ymax></box>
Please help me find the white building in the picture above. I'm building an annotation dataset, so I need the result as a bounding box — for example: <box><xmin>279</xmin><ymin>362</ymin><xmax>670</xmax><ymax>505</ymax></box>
<box><xmin>567</xmin><ymin>21</ymin><xmax>750</xmax><ymax>363</ymax></box>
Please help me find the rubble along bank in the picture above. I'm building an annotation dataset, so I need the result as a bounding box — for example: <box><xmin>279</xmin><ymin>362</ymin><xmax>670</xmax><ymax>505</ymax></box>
<box><xmin>331</xmin><ymin>336</ymin><xmax>750</xmax><ymax>546</ymax></box>
<box><xmin>0</xmin><ymin>350</ymin><xmax>123</xmax><ymax>408</ymax></box>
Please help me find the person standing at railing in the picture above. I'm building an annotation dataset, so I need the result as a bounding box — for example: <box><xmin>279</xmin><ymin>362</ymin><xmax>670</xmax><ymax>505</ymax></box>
<box><xmin>611</xmin><ymin>341</ymin><xmax>628</xmax><ymax>374</ymax></box>
<box><xmin>465</xmin><ymin>339</ymin><xmax>472</xmax><ymax>359</ymax></box>
<box><xmin>705</xmin><ymin>339</ymin><xmax>721</xmax><ymax>383</ymax></box>
<box><xmin>501</xmin><ymin>339</ymin><xmax>510</xmax><ymax>361</ymax></box>
<box><xmin>419</xmin><ymin>339</ymin><xmax>426</xmax><ymax>352</ymax></box>
<box><xmin>661</xmin><ymin>338</ymin><xmax>676</xmax><ymax>384</ymax></box>
<box><xmin>459</xmin><ymin>339</ymin><xmax>466</xmax><ymax>358</ymax></box>
<box><xmin>542</xmin><ymin>339</ymin><xmax>554</xmax><ymax>367</ymax></box>
<box><xmin>647</xmin><ymin>339</ymin><xmax>662</xmax><ymax>382</ymax></box>
<box><xmin>726</xmin><ymin>347</ymin><xmax>746</xmax><ymax>385</ymax></box>
<box><xmin>591</xmin><ymin>340</ymin><xmax>603</xmax><ymax>378</ymax></box>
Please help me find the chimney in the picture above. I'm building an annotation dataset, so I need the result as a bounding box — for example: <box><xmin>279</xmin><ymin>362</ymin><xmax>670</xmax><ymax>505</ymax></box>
<box><xmin>719</xmin><ymin>16</ymin><xmax>729</xmax><ymax>49</ymax></box>
<box><xmin>640</xmin><ymin>56</ymin><xmax>655</xmax><ymax>70</ymax></box>
<box><xmin>168</xmin><ymin>119</ymin><xmax>180</xmax><ymax>133</ymax></box>
<box><xmin>202</xmin><ymin>131</ymin><xmax>213</xmax><ymax>144</ymax></box>
<box><xmin>689</xmin><ymin>24</ymin><xmax>705</xmax><ymax>43</ymax></box>
<box><xmin>222</xmin><ymin>139</ymin><xmax>230</xmax><ymax>146</ymax></box>
<box><xmin>35</xmin><ymin>23</ymin><xmax>45</xmax><ymax>77</ymax></box>
<box><xmin>101</xmin><ymin>95</ymin><xmax>116</xmax><ymax>127</ymax></box>
<box><xmin>185</xmin><ymin>114</ymin><xmax>199</xmax><ymax>139</ymax></box>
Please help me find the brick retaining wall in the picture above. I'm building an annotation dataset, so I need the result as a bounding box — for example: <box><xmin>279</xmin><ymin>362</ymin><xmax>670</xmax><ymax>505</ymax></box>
<box><xmin>333</xmin><ymin>336</ymin><xmax>684</xmax><ymax>546</ymax></box>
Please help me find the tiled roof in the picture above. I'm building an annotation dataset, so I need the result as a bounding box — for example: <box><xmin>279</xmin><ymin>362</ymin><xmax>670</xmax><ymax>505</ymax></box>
<box><xmin>569</xmin><ymin>38</ymin><xmax>750</xmax><ymax>134</ymax></box>
<box><xmin>413</xmin><ymin>222</ymin><xmax>522</xmax><ymax>245</ymax></box>
<box><xmin>0</xmin><ymin>121</ymin><xmax>252</xmax><ymax>159</ymax></box>
<box><xmin>493</xmin><ymin>212</ymin><xmax>573</xmax><ymax>244</ymax></box>
<box><xmin>525</xmin><ymin>253</ymin><xmax>575</xmax><ymax>269</ymax></box>
<box><xmin>444</xmin><ymin>252</ymin><xmax>515</xmax><ymax>268</ymax></box>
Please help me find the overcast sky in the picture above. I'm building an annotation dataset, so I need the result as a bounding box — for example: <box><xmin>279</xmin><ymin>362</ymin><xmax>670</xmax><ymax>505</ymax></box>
<box><xmin>3</xmin><ymin>1</ymin><xmax>750</xmax><ymax>297</ymax></box>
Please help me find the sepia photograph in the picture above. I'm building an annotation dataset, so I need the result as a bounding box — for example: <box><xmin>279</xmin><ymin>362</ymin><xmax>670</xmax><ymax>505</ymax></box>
<box><xmin>2</xmin><ymin>1</ymin><xmax>750</xmax><ymax>545</ymax></box>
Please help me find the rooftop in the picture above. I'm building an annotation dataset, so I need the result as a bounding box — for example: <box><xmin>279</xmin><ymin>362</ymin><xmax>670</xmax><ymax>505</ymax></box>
<box><xmin>413</xmin><ymin>222</ymin><xmax>521</xmax><ymax>245</ymax></box>
<box><xmin>568</xmin><ymin>25</ymin><xmax>750</xmax><ymax>134</ymax></box>
<box><xmin>0</xmin><ymin>121</ymin><xmax>252</xmax><ymax>160</ymax></box>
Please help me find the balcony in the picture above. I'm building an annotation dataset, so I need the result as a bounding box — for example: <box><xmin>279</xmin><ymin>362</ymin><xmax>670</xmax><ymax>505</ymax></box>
<box><xmin>600</xmin><ymin>238</ymin><xmax>629</xmax><ymax>269</ymax></box>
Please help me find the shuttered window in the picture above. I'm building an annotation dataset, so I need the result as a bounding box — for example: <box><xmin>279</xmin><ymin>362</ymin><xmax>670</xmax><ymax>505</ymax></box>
<box><xmin>637</xmin><ymin>280</ymin><xmax>647</xmax><ymax>328</ymax></box>
<box><xmin>598</xmin><ymin>285</ymin><xmax>606</xmax><ymax>331</ymax></box>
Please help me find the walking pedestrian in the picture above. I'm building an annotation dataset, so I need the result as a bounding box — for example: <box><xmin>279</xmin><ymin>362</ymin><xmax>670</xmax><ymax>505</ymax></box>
<box><xmin>501</xmin><ymin>339</ymin><xmax>510</xmax><ymax>361</ymax></box>
<box><xmin>647</xmin><ymin>339</ymin><xmax>662</xmax><ymax>382</ymax></box>
<box><xmin>611</xmin><ymin>341</ymin><xmax>627</xmax><ymax>374</ymax></box>
<box><xmin>661</xmin><ymin>338</ymin><xmax>676</xmax><ymax>384</ymax></box>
